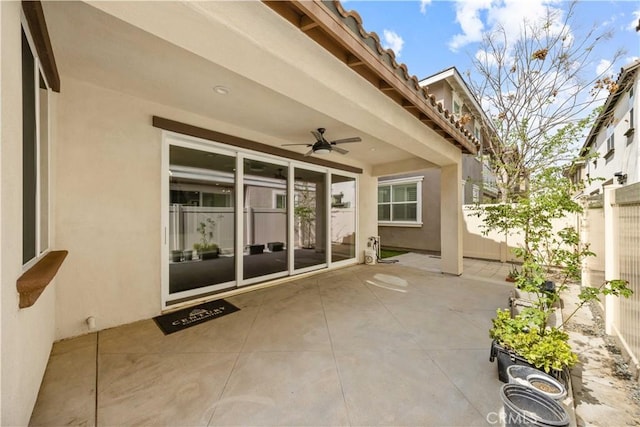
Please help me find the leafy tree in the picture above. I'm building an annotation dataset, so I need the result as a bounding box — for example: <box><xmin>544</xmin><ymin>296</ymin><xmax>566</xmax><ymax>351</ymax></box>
<box><xmin>466</xmin><ymin>1</ymin><xmax>625</xmax><ymax>201</ymax></box>
<box><xmin>483</xmin><ymin>167</ymin><xmax>632</xmax><ymax>373</ymax></box>
<box><xmin>294</xmin><ymin>182</ymin><xmax>316</xmax><ymax>248</ymax></box>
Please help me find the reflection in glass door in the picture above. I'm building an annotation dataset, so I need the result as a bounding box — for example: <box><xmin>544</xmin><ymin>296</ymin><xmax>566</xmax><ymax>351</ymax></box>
<box><xmin>331</xmin><ymin>174</ymin><xmax>356</xmax><ymax>262</ymax></box>
<box><xmin>294</xmin><ymin>168</ymin><xmax>327</xmax><ymax>270</ymax></box>
<box><xmin>168</xmin><ymin>145</ymin><xmax>235</xmax><ymax>298</ymax></box>
<box><xmin>243</xmin><ymin>159</ymin><xmax>288</xmax><ymax>281</ymax></box>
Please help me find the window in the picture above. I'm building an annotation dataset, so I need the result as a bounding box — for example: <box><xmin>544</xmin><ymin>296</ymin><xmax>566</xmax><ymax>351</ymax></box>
<box><xmin>453</xmin><ymin>101</ymin><xmax>461</xmax><ymax>115</ymax></box>
<box><xmin>630</xmin><ymin>108</ymin><xmax>635</xmax><ymax>130</ymax></box>
<box><xmin>378</xmin><ymin>177</ymin><xmax>422</xmax><ymax>225</ymax></box>
<box><xmin>606</xmin><ymin>134</ymin><xmax>615</xmax><ymax>153</ymax></box>
<box><xmin>274</xmin><ymin>193</ymin><xmax>286</xmax><ymax>209</ymax></box>
<box><xmin>22</xmin><ymin>25</ymin><xmax>51</xmax><ymax>266</ymax></box>
<box><xmin>473</xmin><ymin>184</ymin><xmax>480</xmax><ymax>203</ymax></box>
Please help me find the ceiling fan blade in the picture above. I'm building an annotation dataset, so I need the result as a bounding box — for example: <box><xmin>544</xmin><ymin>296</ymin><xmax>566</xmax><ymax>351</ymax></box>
<box><xmin>332</xmin><ymin>146</ymin><xmax>349</xmax><ymax>155</ymax></box>
<box><xmin>311</xmin><ymin>130</ymin><xmax>323</xmax><ymax>141</ymax></box>
<box><xmin>304</xmin><ymin>149</ymin><xmax>314</xmax><ymax>157</ymax></box>
<box><xmin>332</xmin><ymin>137</ymin><xmax>362</xmax><ymax>144</ymax></box>
<box><xmin>281</xmin><ymin>143</ymin><xmax>312</xmax><ymax>146</ymax></box>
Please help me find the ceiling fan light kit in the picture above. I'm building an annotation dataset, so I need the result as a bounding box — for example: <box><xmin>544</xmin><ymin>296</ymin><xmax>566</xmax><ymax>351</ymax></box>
<box><xmin>281</xmin><ymin>127</ymin><xmax>361</xmax><ymax>156</ymax></box>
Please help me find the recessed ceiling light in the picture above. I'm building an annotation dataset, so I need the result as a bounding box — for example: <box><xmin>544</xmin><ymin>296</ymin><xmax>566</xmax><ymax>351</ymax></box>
<box><xmin>370</xmin><ymin>148</ymin><xmax>376</xmax><ymax>151</ymax></box>
<box><xmin>213</xmin><ymin>85</ymin><xmax>230</xmax><ymax>95</ymax></box>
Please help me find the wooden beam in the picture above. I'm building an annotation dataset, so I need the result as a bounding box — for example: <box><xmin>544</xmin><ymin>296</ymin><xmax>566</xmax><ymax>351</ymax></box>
<box><xmin>152</xmin><ymin>116</ymin><xmax>363</xmax><ymax>174</ymax></box>
<box><xmin>22</xmin><ymin>1</ymin><xmax>60</xmax><ymax>92</ymax></box>
<box><xmin>346</xmin><ymin>54</ymin><xmax>365</xmax><ymax>67</ymax></box>
<box><xmin>419</xmin><ymin>114</ymin><xmax>435</xmax><ymax>125</ymax></box>
<box><xmin>299</xmin><ymin>15</ymin><xmax>318</xmax><ymax>31</ymax></box>
<box><xmin>378</xmin><ymin>80</ymin><xmax>395</xmax><ymax>92</ymax></box>
<box><xmin>402</xmin><ymin>100</ymin><xmax>419</xmax><ymax>110</ymax></box>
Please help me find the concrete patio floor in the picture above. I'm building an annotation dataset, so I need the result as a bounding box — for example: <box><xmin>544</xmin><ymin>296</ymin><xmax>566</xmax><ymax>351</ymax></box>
<box><xmin>30</xmin><ymin>255</ymin><xmax>516</xmax><ymax>426</ymax></box>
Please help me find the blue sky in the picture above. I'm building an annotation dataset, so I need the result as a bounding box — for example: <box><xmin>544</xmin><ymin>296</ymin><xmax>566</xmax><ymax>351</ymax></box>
<box><xmin>342</xmin><ymin>0</ymin><xmax>640</xmax><ymax>82</ymax></box>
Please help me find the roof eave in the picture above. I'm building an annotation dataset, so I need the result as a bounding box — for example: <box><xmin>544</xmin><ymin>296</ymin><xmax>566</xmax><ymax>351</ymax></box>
<box><xmin>263</xmin><ymin>0</ymin><xmax>478</xmax><ymax>155</ymax></box>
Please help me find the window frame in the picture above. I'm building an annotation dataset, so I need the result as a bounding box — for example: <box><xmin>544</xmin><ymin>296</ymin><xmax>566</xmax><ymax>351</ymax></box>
<box><xmin>22</xmin><ymin>17</ymin><xmax>51</xmax><ymax>269</ymax></box>
<box><xmin>377</xmin><ymin>176</ymin><xmax>423</xmax><ymax>227</ymax></box>
<box><xmin>274</xmin><ymin>192</ymin><xmax>286</xmax><ymax>209</ymax></box>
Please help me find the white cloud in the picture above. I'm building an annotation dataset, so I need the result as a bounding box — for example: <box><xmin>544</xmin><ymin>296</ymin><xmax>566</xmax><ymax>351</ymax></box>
<box><xmin>382</xmin><ymin>30</ymin><xmax>404</xmax><ymax>56</ymax></box>
<box><xmin>474</xmin><ymin>48</ymin><xmax>500</xmax><ymax>68</ymax></box>
<box><xmin>596</xmin><ymin>59</ymin><xmax>612</xmax><ymax>76</ymax></box>
<box><xmin>627</xmin><ymin>10</ymin><xmax>640</xmax><ymax>31</ymax></box>
<box><xmin>448</xmin><ymin>0</ymin><xmax>567</xmax><ymax>52</ymax></box>
<box><xmin>448</xmin><ymin>0</ymin><xmax>492</xmax><ymax>51</ymax></box>
<box><xmin>420</xmin><ymin>0</ymin><xmax>432</xmax><ymax>15</ymax></box>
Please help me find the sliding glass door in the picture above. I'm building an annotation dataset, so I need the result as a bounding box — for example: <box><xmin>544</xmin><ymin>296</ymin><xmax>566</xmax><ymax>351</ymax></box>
<box><xmin>242</xmin><ymin>158</ymin><xmax>288</xmax><ymax>282</ymax></box>
<box><xmin>163</xmin><ymin>134</ymin><xmax>358</xmax><ymax>306</ymax></box>
<box><xmin>293</xmin><ymin>167</ymin><xmax>327</xmax><ymax>271</ymax></box>
<box><xmin>167</xmin><ymin>145</ymin><xmax>236</xmax><ymax>301</ymax></box>
<box><xmin>331</xmin><ymin>174</ymin><xmax>356</xmax><ymax>262</ymax></box>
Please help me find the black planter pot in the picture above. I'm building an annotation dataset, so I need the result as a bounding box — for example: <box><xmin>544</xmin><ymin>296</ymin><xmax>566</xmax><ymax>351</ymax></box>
<box><xmin>267</xmin><ymin>242</ymin><xmax>284</xmax><ymax>252</ymax></box>
<box><xmin>490</xmin><ymin>341</ymin><xmax>566</xmax><ymax>385</ymax></box>
<box><xmin>200</xmin><ymin>250</ymin><xmax>219</xmax><ymax>260</ymax></box>
<box><xmin>249</xmin><ymin>244</ymin><xmax>264</xmax><ymax>255</ymax></box>
<box><xmin>490</xmin><ymin>340</ymin><xmax>535</xmax><ymax>383</ymax></box>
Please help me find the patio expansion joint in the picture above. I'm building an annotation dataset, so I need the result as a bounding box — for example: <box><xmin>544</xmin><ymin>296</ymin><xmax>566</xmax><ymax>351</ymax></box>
<box><xmin>94</xmin><ymin>331</ymin><xmax>99</xmax><ymax>427</ymax></box>
<box><xmin>318</xmin><ymin>284</ymin><xmax>354</xmax><ymax>427</ymax></box>
<box><xmin>206</xmin><ymin>301</ymin><xmax>263</xmax><ymax>425</ymax></box>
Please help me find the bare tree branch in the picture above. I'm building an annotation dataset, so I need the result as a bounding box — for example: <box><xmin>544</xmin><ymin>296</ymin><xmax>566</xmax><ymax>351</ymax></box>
<box><xmin>466</xmin><ymin>1</ymin><xmax>626</xmax><ymax>200</ymax></box>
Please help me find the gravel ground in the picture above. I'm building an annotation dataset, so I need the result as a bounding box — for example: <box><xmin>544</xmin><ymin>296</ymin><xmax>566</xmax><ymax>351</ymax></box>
<box><xmin>563</xmin><ymin>284</ymin><xmax>640</xmax><ymax>426</ymax></box>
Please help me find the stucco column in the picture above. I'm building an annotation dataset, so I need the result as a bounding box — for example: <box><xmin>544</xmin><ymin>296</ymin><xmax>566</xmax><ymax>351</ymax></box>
<box><xmin>440</xmin><ymin>163</ymin><xmax>463</xmax><ymax>275</ymax></box>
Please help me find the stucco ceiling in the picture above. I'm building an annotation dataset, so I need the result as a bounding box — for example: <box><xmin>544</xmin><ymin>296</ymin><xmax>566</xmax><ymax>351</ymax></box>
<box><xmin>42</xmin><ymin>1</ymin><xmax>437</xmax><ymax>172</ymax></box>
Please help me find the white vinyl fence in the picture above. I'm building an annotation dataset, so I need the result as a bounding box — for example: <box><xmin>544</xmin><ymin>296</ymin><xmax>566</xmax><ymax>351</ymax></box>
<box><xmin>581</xmin><ymin>182</ymin><xmax>640</xmax><ymax>379</ymax></box>
<box><xmin>462</xmin><ymin>205</ymin><xmax>577</xmax><ymax>263</ymax></box>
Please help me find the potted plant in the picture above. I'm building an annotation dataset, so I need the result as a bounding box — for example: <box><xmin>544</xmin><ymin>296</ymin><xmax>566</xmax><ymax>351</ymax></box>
<box><xmin>490</xmin><ymin>308</ymin><xmax>577</xmax><ymax>381</ymax></box>
<box><xmin>193</xmin><ymin>218</ymin><xmax>219</xmax><ymax>260</ymax></box>
<box><xmin>505</xmin><ymin>264</ymin><xmax>519</xmax><ymax>282</ymax></box>
<box><xmin>171</xmin><ymin>250</ymin><xmax>183</xmax><ymax>263</ymax></box>
<box><xmin>490</xmin><ymin>278</ymin><xmax>631</xmax><ymax>382</ymax></box>
<box><xmin>479</xmin><ymin>167</ymin><xmax>632</xmax><ymax>381</ymax></box>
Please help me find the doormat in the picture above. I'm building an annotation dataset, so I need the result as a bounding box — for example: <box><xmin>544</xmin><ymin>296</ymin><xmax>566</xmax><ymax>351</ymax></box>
<box><xmin>153</xmin><ymin>299</ymin><xmax>239</xmax><ymax>335</ymax></box>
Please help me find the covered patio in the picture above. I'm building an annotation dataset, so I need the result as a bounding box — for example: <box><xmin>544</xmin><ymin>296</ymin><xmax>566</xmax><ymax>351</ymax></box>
<box><xmin>2</xmin><ymin>1</ymin><xmax>482</xmax><ymax>424</ymax></box>
<box><xmin>30</xmin><ymin>255</ymin><xmax>513</xmax><ymax>426</ymax></box>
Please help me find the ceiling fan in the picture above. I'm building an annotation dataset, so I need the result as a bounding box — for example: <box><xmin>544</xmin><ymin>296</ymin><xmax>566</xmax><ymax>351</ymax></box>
<box><xmin>282</xmin><ymin>128</ymin><xmax>361</xmax><ymax>156</ymax></box>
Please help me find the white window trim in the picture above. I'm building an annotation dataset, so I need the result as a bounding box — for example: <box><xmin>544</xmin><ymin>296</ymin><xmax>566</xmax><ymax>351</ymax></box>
<box><xmin>377</xmin><ymin>176</ymin><xmax>423</xmax><ymax>226</ymax></box>
<box><xmin>21</xmin><ymin>15</ymin><xmax>51</xmax><ymax>269</ymax></box>
<box><xmin>161</xmin><ymin>132</ymin><xmax>360</xmax><ymax>308</ymax></box>
<box><xmin>273</xmin><ymin>191</ymin><xmax>286</xmax><ymax>209</ymax></box>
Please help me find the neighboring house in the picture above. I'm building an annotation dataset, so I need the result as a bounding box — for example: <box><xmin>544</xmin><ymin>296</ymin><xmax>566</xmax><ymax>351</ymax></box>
<box><xmin>1</xmin><ymin>1</ymin><xmax>481</xmax><ymax>424</ymax></box>
<box><xmin>378</xmin><ymin>67</ymin><xmax>497</xmax><ymax>253</ymax></box>
<box><xmin>421</xmin><ymin>67</ymin><xmax>499</xmax><ymax>204</ymax></box>
<box><xmin>573</xmin><ymin>59</ymin><xmax>640</xmax><ymax>196</ymax></box>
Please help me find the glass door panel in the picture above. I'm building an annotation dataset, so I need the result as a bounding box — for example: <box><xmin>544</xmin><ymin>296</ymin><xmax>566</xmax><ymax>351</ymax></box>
<box><xmin>294</xmin><ymin>168</ymin><xmax>327</xmax><ymax>270</ymax></box>
<box><xmin>168</xmin><ymin>145</ymin><xmax>235</xmax><ymax>296</ymax></box>
<box><xmin>331</xmin><ymin>174</ymin><xmax>356</xmax><ymax>262</ymax></box>
<box><xmin>243</xmin><ymin>159</ymin><xmax>288</xmax><ymax>280</ymax></box>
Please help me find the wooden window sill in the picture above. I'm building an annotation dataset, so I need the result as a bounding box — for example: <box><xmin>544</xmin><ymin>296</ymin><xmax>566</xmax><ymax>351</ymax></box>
<box><xmin>17</xmin><ymin>250</ymin><xmax>68</xmax><ymax>308</ymax></box>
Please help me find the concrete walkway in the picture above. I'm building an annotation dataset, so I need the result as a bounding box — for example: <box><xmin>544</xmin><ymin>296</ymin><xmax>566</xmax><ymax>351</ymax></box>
<box><xmin>31</xmin><ymin>254</ymin><xmax>517</xmax><ymax>426</ymax></box>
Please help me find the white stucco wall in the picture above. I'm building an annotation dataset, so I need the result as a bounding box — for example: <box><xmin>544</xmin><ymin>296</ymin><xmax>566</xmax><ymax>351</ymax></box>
<box><xmin>54</xmin><ymin>77</ymin><xmax>380</xmax><ymax>339</ymax></box>
<box><xmin>54</xmin><ymin>78</ymin><xmax>162</xmax><ymax>338</ymax></box>
<box><xmin>584</xmin><ymin>80</ymin><xmax>639</xmax><ymax>194</ymax></box>
<box><xmin>1</xmin><ymin>2</ymin><xmax>58</xmax><ymax>424</ymax></box>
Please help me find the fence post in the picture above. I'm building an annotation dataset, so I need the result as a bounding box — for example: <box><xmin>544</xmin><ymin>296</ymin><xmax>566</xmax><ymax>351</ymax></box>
<box><xmin>603</xmin><ymin>184</ymin><xmax>620</xmax><ymax>335</ymax></box>
<box><xmin>579</xmin><ymin>199</ymin><xmax>589</xmax><ymax>290</ymax></box>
